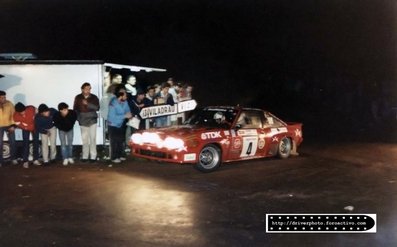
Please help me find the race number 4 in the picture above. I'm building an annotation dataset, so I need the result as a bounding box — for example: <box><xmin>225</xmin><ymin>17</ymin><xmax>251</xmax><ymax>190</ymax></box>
<box><xmin>240</xmin><ymin>137</ymin><xmax>258</xmax><ymax>157</ymax></box>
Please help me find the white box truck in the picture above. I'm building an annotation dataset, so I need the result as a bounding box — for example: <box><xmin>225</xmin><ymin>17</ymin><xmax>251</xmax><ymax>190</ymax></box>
<box><xmin>0</xmin><ymin>59</ymin><xmax>165</xmax><ymax>159</ymax></box>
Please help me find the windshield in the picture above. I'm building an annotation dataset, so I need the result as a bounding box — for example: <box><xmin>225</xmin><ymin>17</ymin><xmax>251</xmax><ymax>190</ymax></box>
<box><xmin>185</xmin><ymin>108</ymin><xmax>238</xmax><ymax>128</ymax></box>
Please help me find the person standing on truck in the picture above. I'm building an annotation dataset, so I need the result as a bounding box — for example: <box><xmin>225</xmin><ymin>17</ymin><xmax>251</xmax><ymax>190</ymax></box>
<box><xmin>35</xmin><ymin>104</ymin><xmax>57</xmax><ymax>165</ymax></box>
<box><xmin>125</xmin><ymin>75</ymin><xmax>138</xmax><ymax>97</ymax></box>
<box><xmin>53</xmin><ymin>102</ymin><xmax>77</xmax><ymax>166</ymax></box>
<box><xmin>0</xmin><ymin>90</ymin><xmax>17</xmax><ymax>167</ymax></box>
<box><xmin>73</xmin><ymin>82</ymin><xmax>100</xmax><ymax>163</ymax></box>
<box><xmin>13</xmin><ymin>102</ymin><xmax>41</xmax><ymax>168</ymax></box>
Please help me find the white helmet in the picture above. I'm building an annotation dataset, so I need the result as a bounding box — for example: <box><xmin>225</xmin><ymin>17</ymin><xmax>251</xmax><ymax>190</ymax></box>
<box><xmin>214</xmin><ymin>111</ymin><xmax>225</xmax><ymax>123</ymax></box>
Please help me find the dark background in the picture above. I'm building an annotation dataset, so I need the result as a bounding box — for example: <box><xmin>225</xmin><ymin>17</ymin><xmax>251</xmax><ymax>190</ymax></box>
<box><xmin>1</xmin><ymin>0</ymin><xmax>396</xmax><ymax>139</ymax></box>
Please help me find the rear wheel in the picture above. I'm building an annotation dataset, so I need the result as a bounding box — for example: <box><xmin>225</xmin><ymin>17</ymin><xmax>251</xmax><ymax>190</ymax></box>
<box><xmin>28</xmin><ymin>144</ymin><xmax>42</xmax><ymax>161</ymax></box>
<box><xmin>195</xmin><ymin>144</ymin><xmax>221</xmax><ymax>173</ymax></box>
<box><xmin>277</xmin><ymin>137</ymin><xmax>291</xmax><ymax>159</ymax></box>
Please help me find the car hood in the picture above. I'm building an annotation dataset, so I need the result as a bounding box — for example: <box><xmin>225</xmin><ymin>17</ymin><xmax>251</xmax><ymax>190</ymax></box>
<box><xmin>139</xmin><ymin>125</ymin><xmax>224</xmax><ymax>138</ymax></box>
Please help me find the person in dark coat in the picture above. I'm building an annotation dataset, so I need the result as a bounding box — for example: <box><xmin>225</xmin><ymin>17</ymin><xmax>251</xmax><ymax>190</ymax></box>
<box><xmin>125</xmin><ymin>89</ymin><xmax>147</xmax><ymax>146</ymax></box>
<box><xmin>154</xmin><ymin>82</ymin><xmax>175</xmax><ymax>127</ymax></box>
<box><xmin>54</xmin><ymin>102</ymin><xmax>77</xmax><ymax>166</ymax></box>
<box><xmin>73</xmin><ymin>82</ymin><xmax>100</xmax><ymax>162</ymax></box>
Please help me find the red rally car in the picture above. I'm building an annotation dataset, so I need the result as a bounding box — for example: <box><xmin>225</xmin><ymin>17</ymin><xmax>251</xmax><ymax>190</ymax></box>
<box><xmin>129</xmin><ymin>106</ymin><xmax>303</xmax><ymax>172</ymax></box>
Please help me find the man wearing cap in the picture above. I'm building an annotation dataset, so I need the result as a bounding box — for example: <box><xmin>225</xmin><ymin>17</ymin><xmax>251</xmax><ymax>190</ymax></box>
<box><xmin>0</xmin><ymin>90</ymin><xmax>17</xmax><ymax>167</ymax></box>
<box><xmin>73</xmin><ymin>82</ymin><xmax>100</xmax><ymax>163</ymax></box>
<box><xmin>35</xmin><ymin>104</ymin><xmax>57</xmax><ymax>165</ymax></box>
<box><xmin>13</xmin><ymin>102</ymin><xmax>41</xmax><ymax>168</ymax></box>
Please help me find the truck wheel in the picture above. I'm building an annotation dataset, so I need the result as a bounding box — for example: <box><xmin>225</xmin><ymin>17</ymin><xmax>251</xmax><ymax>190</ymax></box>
<box><xmin>195</xmin><ymin>144</ymin><xmax>221</xmax><ymax>173</ymax></box>
<box><xmin>2</xmin><ymin>143</ymin><xmax>11</xmax><ymax>160</ymax></box>
<box><xmin>278</xmin><ymin>137</ymin><xmax>291</xmax><ymax>159</ymax></box>
<box><xmin>28</xmin><ymin>144</ymin><xmax>41</xmax><ymax>161</ymax></box>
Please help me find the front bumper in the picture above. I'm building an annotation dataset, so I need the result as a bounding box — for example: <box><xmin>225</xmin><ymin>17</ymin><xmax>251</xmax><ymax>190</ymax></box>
<box><xmin>130</xmin><ymin>144</ymin><xmax>197</xmax><ymax>164</ymax></box>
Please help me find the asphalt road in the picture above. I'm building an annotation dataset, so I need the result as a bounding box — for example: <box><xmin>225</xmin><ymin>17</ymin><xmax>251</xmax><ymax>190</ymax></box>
<box><xmin>1</xmin><ymin>141</ymin><xmax>396</xmax><ymax>247</ymax></box>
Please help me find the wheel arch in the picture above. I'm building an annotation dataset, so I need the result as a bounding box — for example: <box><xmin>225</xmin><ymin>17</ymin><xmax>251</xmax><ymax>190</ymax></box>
<box><xmin>195</xmin><ymin>142</ymin><xmax>223</xmax><ymax>172</ymax></box>
<box><xmin>277</xmin><ymin>135</ymin><xmax>293</xmax><ymax>159</ymax></box>
<box><xmin>203</xmin><ymin>142</ymin><xmax>223</xmax><ymax>160</ymax></box>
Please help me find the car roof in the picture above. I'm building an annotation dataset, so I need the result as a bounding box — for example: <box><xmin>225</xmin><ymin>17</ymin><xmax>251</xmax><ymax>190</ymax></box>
<box><xmin>204</xmin><ymin>106</ymin><xmax>264</xmax><ymax>112</ymax></box>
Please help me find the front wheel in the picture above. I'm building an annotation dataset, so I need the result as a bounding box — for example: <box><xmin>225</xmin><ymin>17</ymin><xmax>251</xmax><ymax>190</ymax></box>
<box><xmin>195</xmin><ymin>144</ymin><xmax>221</xmax><ymax>173</ymax></box>
<box><xmin>277</xmin><ymin>137</ymin><xmax>291</xmax><ymax>159</ymax></box>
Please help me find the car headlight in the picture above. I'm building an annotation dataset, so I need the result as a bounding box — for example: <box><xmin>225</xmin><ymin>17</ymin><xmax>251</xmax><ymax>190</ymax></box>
<box><xmin>131</xmin><ymin>132</ymin><xmax>185</xmax><ymax>151</ymax></box>
<box><xmin>131</xmin><ymin>133</ymin><xmax>143</xmax><ymax>145</ymax></box>
<box><xmin>163</xmin><ymin>137</ymin><xmax>185</xmax><ymax>150</ymax></box>
<box><xmin>142</xmin><ymin>132</ymin><xmax>162</xmax><ymax>145</ymax></box>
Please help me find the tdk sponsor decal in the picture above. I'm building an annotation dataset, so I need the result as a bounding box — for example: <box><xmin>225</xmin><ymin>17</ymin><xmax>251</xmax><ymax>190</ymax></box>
<box><xmin>201</xmin><ymin>131</ymin><xmax>222</xmax><ymax>140</ymax></box>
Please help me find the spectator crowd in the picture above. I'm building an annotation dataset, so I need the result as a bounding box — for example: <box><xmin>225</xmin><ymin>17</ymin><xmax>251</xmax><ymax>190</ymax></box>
<box><xmin>0</xmin><ymin>76</ymin><xmax>193</xmax><ymax>168</ymax></box>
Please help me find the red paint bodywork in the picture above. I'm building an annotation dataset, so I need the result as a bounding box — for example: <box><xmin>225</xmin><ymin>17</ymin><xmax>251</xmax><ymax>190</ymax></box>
<box><xmin>129</xmin><ymin>106</ymin><xmax>303</xmax><ymax>165</ymax></box>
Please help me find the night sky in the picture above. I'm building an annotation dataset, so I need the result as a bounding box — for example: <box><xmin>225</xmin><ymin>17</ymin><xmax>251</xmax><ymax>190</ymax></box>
<box><xmin>1</xmin><ymin>0</ymin><xmax>396</xmax><ymax>126</ymax></box>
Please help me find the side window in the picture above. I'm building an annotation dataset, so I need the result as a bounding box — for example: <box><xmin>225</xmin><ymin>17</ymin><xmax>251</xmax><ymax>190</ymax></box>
<box><xmin>264</xmin><ymin>112</ymin><xmax>284</xmax><ymax>128</ymax></box>
<box><xmin>237</xmin><ymin>111</ymin><xmax>263</xmax><ymax>128</ymax></box>
<box><xmin>236</xmin><ymin>112</ymin><xmax>248</xmax><ymax>126</ymax></box>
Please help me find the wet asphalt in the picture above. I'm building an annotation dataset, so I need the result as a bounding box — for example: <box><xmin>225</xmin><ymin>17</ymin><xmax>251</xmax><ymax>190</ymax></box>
<box><xmin>1</xmin><ymin>141</ymin><xmax>397</xmax><ymax>247</ymax></box>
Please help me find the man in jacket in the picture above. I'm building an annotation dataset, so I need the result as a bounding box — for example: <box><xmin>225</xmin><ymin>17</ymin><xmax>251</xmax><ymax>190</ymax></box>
<box><xmin>108</xmin><ymin>91</ymin><xmax>132</xmax><ymax>163</ymax></box>
<box><xmin>154</xmin><ymin>82</ymin><xmax>174</xmax><ymax>127</ymax></box>
<box><xmin>73</xmin><ymin>82</ymin><xmax>100</xmax><ymax>163</ymax></box>
<box><xmin>0</xmin><ymin>90</ymin><xmax>17</xmax><ymax>166</ymax></box>
<box><xmin>13</xmin><ymin>102</ymin><xmax>41</xmax><ymax>168</ymax></box>
<box><xmin>35</xmin><ymin>104</ymin><xmax>57</xmax><ymax>165</ymax></box>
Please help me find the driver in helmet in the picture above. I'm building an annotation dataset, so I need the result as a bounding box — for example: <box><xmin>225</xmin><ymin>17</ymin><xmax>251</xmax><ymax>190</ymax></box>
<box><xmin>213</xmin><ymin>111</ymin><xmax>231</xmax><ymax>127</ymax></box>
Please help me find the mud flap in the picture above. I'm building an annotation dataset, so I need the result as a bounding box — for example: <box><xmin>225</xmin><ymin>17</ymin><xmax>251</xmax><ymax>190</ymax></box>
<box><xmin>290</xmin><ymin>140</ymin><xmax>299</xmax><ymax>156</ymax></box>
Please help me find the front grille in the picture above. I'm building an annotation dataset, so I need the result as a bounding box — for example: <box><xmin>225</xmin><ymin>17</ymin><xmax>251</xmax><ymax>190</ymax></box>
<box><xmin>139</xmin><ymin>149</ymin><xmax>167</xmax><ymax>159</ymax></box>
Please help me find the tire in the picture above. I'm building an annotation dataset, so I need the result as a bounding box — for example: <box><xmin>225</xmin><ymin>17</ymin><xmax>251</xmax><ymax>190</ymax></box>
<box><xmin>28</xmin><ymin>144</ymin><xmax>42</xmax><ymax>161</ymax></box>
<box><xmin>2</xmin><ymin>143</ymin><xmax>11</xmax><ymax>160</ymax></box>
<box><xmin>277</xmin><ymin>137</ymin><xmax>291</xmax><ymax>159</ymax></box>
<box><xmin>195</xmin><ymin>144</ymin><xmax>221</xmax><ymax>173</ymax></box>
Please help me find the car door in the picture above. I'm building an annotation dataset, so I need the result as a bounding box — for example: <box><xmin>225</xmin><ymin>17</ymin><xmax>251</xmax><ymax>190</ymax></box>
<box><xmin>229</xmin><ymin>110</ymin><xmax>264</xmax><ymax>160</ymax></box>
